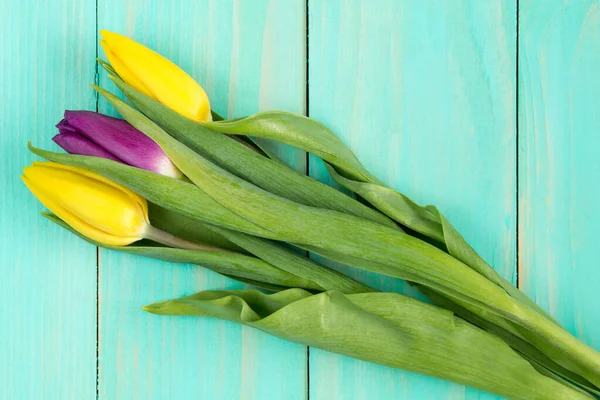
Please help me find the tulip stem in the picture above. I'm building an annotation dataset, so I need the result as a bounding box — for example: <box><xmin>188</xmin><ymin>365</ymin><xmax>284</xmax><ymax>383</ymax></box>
<box><xmin>145</xmin><ymin>226</ymin><xmax>231</xmax><ymax>252</ymax></box>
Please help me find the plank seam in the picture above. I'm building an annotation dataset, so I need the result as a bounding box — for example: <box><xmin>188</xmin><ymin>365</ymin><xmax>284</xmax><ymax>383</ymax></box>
<box><xmin>305</xmin><ymin>1</ymin><xmax>311</xmax><ymax>399</ymax></box>
<box><xmin>94</xmin><ymin>0</ymin><xmax>100</xmax><ymax>397</ymax></box>
<box><xmin>515</xmin><ymin>0</ymin><xmax>520</xmax><ymax>289</ymax></box>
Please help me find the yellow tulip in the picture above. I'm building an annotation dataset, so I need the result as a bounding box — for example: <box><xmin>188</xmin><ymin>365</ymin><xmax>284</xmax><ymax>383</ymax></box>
<box><xmin>22</xmin><ymin>162</ymin><xmax>150</xmax><ymax>246</ymax></box>
<box><xmin>99</xmin><ymin>30</ymin><xmax>212</xmax><ymax>122</ymax></box>
<box><xmin>22</xmin><ymin>162</ymin><xmax>227</xmax><ymax>251</ymax></box>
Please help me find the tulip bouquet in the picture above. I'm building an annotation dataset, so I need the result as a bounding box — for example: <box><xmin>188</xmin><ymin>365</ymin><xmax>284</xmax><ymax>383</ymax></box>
<box><xmin>22</xmin><ymin>31</ymin><xmax>600</xmax><ymax>400</ymax></box>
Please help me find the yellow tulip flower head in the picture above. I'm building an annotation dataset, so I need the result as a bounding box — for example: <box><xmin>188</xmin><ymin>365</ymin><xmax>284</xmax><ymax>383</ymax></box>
<box><xmin>99</xmin><ymin>30</ymin><xmax>212</xmax><ymax>122</ymax></box>
<box><xmin>22</xmin><ymin>162</ymin><xmax>150</xmax><ymax>246</ymax></box>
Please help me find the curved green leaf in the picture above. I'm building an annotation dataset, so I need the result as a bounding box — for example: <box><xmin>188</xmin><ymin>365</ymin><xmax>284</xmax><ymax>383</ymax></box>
<box><xmin>41</xmin><ymin>212</ymin><xmax>317</xmax><ymax>291</ymax></box>
<box><xmin>205</xmin><ymin>111</ymin><xmax>378</xmax><ymax>183</ymax></box>
<box><xmin>417</xmin><ymin>285</ymin><xmax>600</xmax><ymax>396</ymax></box>
<box><xmin>325</xmin><ymin>164</ymin><xmax>558</xmax><ymax>325</ymax></box>
<box><xmin>148</xmin><ymin>203</ymin><xmax>248</xmax><ymax>254</ymax></box>
<box><xmin>326</xmin><ymin>164</ymin><xmax>445</xmax><ymax>242</ymax></box>
<box><xmin>150</xmin><ymin>206</ymin><xmax>373</xmax><ymax>294</ymax></box>
<box><xmin>109</xmin><ymin>76</ymin><xmax>397</xmax><ymax>229</ymax></box>
<box><xmin>144</xmin><ymin>289</ymin><xmax>592</xmax><ymax>400</ymax></box>
<box><xmin>202</xmin><ymin>225</ymin><xmax>372</xmax><ymax>294</ymax></box>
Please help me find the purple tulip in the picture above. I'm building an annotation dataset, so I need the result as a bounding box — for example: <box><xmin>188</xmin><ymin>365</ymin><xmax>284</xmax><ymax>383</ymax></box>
<box><xmin>53</xmin><ymin>110</ymin><xmax>183</xmax><ymax>178</ymax></box>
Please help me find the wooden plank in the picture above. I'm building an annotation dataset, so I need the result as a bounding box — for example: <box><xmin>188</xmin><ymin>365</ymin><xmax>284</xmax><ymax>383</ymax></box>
<box><xmin>519</xmin><ymin>0</ymin><xmax>600</xmax><ymax>352</ymax></box>
<box><xmin>0</xmin><ymin>0</ymin><xmax>97</xmax><ymax>398</ymax></box>
<box><xmin>96</xmin><ymin>1</ymin><xmax>307</xmax><ymax>399</ymax></box>
<box><xmin>308</xmin><ymin>1</ymin><xmax>516</xmax><ymax>398</ymax></box>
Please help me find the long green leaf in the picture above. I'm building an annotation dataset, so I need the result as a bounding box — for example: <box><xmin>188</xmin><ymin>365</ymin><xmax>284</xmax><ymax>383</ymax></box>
<box><xmin>92</xmin><ymin>88</ymin><xmax>515</xmax><ymax>307</ymax></box>
<box><xmin>144</xmin><ymin>289</ymin><xmax>593</xmax><ymax>400</ymax></box>
<box><xmin>150</xmin><ymin>206</ymin><xmax>372</xmax><ymax>294</ymax></box>
<box><xmin>108</xmin><ymin>76</ymin><xmax>397</xmax><ymax>229</ymax></box>
<box><xmin>41</xmin><ymin>213</ymin><xmax>316</xmax><ymax>291</ymax></box>
<box><xmin>148</xmin><ymin>202</ymin><xmax>248</xmax><ymax>253</ymax></box>
<box><xmin>416</xmin><ymin>285</ymin><xmax>600</xmax><ymax>395</ymax></box>
<box><xmin>325</xmin><ymin>164</ymin><xmax>558</xmax><ymax>324</ymax></box>
<box><xmin>200</xmin><ymin>225</ymin><xmax>372</xmax><ymax>294</ymax></box>
<box><xmin>205</xmin><ymin>111</ymin><xmax>378</xmax><ymax>183</ymax></box>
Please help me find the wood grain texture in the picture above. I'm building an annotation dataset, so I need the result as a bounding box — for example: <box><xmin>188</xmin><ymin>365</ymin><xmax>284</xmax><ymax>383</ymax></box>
<box><xmin>308</xmin><ymin>1</ymin><xmax>516</xmax><ymax>399</ymax></box>
<box><xmin>96</xmin><ymin>1</ymin><xmax>307</xmax><ymax>399</ymax></box>
<box><xmin>0</xmin><ymin>0</ymin><xmax>97</xmax><ymax>398</ymax></box>
<box><xmin>519</xmin><ymin>0</ymin><xmax>600</xmax><ymax>352</ymax></box>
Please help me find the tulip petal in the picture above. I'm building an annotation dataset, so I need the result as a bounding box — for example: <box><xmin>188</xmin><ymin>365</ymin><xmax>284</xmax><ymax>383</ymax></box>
<box><xmin>61</xmin><ymin>110</ymin><xmax>181</xmax><ymax>178</ymax></box>
<box><xmin>21</xmin><ymin>175</ymin><xmax>140</xmax><ymax>246</ymax></box>
<box><xmin>23</xmin><ymin>162</ymin><xmax>149</xmax><ymax>240</ymax></box>
<box><xmin>56</xmin><ymin>118</ymin><xmax>79</xmax><ymax>135</ymax></box>
<box><xmin>53</xmin><ymin>131</ymin><xmax>123</xmax><ymax>163</ymax></box>
<box><xmin>100</xmin><ymin>30</ymin><xmax>212</xmax><ymax>122</ymax></box>
<box><xmin>100</xmin><ymin>40</ymin><xmax>153</xmax><ymax>98</ymax></box>
<box><xmin>31</xmin><ymin>161</ymin><xmax>149</xmax><ymax>220</ymax></box>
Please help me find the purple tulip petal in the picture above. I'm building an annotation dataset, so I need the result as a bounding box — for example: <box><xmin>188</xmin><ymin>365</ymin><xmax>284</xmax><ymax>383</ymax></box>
<box><xmin>53</xmin><ymin>132</ymin><xmax>123</xmax><ymax>163</ymax></box>
<box><xmin>60</xmin><ymin>110</ymin><xmax>181</xmax><ymax>177</ymax></box>
<box><xmin>56</xmin><ymin>118</ymin><xmax>79</xmax><ymax>135</ymax></box>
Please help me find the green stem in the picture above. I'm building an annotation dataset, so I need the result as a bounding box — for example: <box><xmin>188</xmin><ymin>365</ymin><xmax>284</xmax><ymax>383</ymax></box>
<box><xmin>144</xmin><ymin>225</ymin><xmax>231</xmax><ymax>252</ymax></box>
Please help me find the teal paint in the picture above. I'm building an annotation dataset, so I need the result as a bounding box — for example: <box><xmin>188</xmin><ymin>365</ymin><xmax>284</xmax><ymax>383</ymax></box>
<box><xmin>2</xmin><ymin>0</ymin><xmax>600</xmax><ymax>398</ymax></box>
<box><xmin>97</xmin><ymin>1</ymin><xmax>307</xmax><ymax>399</ymax></box>
<box><xmin>519</xmin><ymin>0</ymin><xmax>600</xmax><ymax>351</ymax></box>
<box><xmin>0</xmin><ymin>0</ymin><xmax>97</xmax><ymax>398</ymax></box>
<box><xmin>308</xmin><ymin>1</ymin><xmax>516</xmax><ymax>399</ymax></box>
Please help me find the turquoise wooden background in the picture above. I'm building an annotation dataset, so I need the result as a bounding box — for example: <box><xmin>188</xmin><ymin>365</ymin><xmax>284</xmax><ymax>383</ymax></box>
<box><xmin>1</xmin><ymin>0</ymin><xmax>599</xmax><ymax>399</ymax></box>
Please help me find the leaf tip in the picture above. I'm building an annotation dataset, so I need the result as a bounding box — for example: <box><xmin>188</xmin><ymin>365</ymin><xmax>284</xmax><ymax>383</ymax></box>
<box><xmin>27</xmin><ymin>141</ymin><xmax>42</xmax><ymax>155</ymax></box>
<box><xmin>142</xmin><ymin>302</ymin><xmax>162</xmax><ymax>314</ymax></box>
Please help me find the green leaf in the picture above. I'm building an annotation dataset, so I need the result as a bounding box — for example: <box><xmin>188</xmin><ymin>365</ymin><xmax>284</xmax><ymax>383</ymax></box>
<box><xmin>205</xmin><ymin>111</ymin><xmax>379</xmax><ymax>183</ymax></box>
<box><xmin>326</xmin><ymin>164</ymin><xmax>445</xmax><ymax>242</ymax></box>
<box><xmin>163</xmin><ymin>210</ymin><xmax>373</xmax><ymax>294</ymax></box>
<box><xmin>148</xmin><ymin>204</ymin><xmax>372</xmax><ymax>294</ymax></box>
<box><xmin>144</xmin><ymin>289</ymin><xmax>593</xmax><ymax>400</ymax></box>
<box><xmin>417</xmin><ymin>285</ymin><xmax>600</xmax><ymax>396</ymax></box>
<box><xmin>325</xmin><ymin>164</ymin><xmax>557</xmax><ymax>325</ymax></box>
<box><xmin>107</xmin><ymin>75</ymin><xmax>397</xmax><ymax>229</ymax></box>
<box><xmin>97</xmin><ymin>58</ymin><xmax>117</xmax><ymax>76</ymax></box>
<box><xmin>148</xmin><ymin>203</ymin><xmax>249</xmax><ymax>254</ymax></box>
<box><xmin>41</xmin><ymin>212</ymin><xmax>318</xmax><ymax>291</ymax></box>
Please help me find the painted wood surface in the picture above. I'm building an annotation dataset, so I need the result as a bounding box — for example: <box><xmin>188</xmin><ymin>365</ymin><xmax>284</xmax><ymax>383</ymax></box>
<box><xmin>308</xmin><ymin>1</ymin><xmax>516</xmax><ymax>399</ymax></box>
<box><xmin>1</xmin><ymin>0</ymin><xmax>600</xmax><ymax>399</ymax></box>
<box><xmin>519</xmin><ymin>0</ymin><xmax>600</xmax><ymax>355</ymax></box>
<box><xmin>0</xmin><ymin>1</ymin><xmax>98</xmax><ymax>399</ymax></box>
